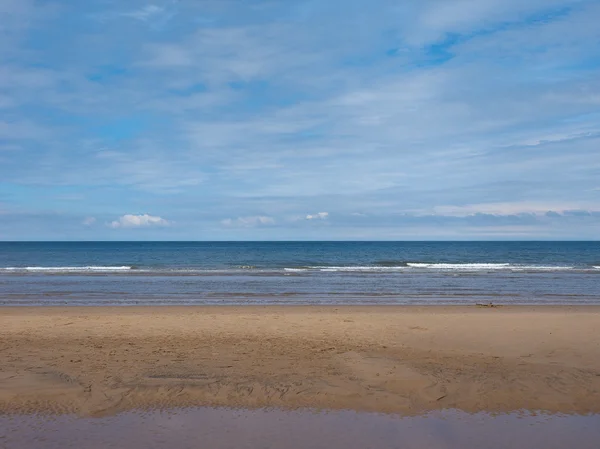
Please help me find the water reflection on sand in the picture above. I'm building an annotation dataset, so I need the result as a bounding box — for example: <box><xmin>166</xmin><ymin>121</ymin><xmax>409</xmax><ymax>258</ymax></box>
<box><xmin>2</xmin><ymin>408</ymin><xmax>600</xmax><ymax>449</ymax></box>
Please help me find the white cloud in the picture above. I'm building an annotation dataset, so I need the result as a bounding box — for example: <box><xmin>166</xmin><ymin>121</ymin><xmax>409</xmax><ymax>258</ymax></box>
<box><xmin>82</xmin><ymin>217</ymin><xmax>96</xmax><ymax>226</ymax></box>
<box><xmin>306</xmin><ymin>212</ymin><xmax>329</xmax><ymax>220</ymax></box>
<box><xmin>221</xmin><ymin>216</ymin><xmax>275</xmax><ymax>227</ymax></box>
<box><xmin>109</xmin><ymin>214</ymin><xmax>171</xmax><ymax>228</ymax></box>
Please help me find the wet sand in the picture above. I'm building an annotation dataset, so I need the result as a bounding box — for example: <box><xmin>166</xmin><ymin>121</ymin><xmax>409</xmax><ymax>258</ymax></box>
<box><xmin>1</xmin><ymin>306</ymin><xmax>600</xmax><ymax>416</ymax></box>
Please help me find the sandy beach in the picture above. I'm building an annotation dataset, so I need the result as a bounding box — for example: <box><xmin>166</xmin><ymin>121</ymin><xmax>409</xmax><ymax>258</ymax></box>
<box><xmin>1</xmin><ymin>306</ymin><xmax>599</xmax><ymax>417</ymax></box>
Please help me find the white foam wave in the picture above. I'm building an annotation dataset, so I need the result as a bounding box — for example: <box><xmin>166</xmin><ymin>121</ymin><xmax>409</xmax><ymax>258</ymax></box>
<box><xmin>407</xmin><ymin>263</ymin><xmax>575</xmax><ymax>271</ymax></box>
<box><xmin>285</xmin><ymin>266</ymin><xmax>407</xmax><ymax>272</ymax></box>
<box><xmin>407</xmin><ymin>263</ymin><xmax>510</xmax><ymax>269</ymax></box>
<box><xmin>319</xmin><ymin>266</ymin><xmax>407</xmax><ymax>272</ymax></box>
<box><xmin>509</xmin><ymin>266</ymin><xmax>574</xmax><ymax>271</ymax></box>
<box><xmin>285</xmin><ymin>264</ymin><xmax>579</xmax><ymax>273</ymax></box>
<box><xmin>1</xmin><ymin>266</ymin><xmax>133</xmax><ymax>272</ymax></box>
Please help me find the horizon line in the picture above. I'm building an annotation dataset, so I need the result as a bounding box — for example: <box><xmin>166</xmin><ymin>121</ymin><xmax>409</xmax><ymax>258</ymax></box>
<box><xmin>1</xmin><ymin>240</ymin><xmax>598</xmax><ymax>243</ymax></box>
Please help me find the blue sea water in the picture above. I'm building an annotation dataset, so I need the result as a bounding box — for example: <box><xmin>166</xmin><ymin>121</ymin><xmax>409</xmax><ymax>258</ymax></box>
<box><xmin>0</xmin><ymin>241</ymin><xmax>599</xmax><ymax>305</ymax></box>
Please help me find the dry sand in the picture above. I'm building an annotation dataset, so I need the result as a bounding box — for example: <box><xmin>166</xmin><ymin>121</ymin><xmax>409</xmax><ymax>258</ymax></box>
<box><xmin>1</xmin><ymin>306</ymin><xmax>599</xmax><ymax>417</ymax></box>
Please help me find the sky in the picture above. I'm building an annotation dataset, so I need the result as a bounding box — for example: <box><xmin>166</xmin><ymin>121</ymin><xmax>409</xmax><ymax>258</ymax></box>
<box><xmin>0</xmin><ymin>0</ymin><xmax>599</xmax><ymax>240</ymax></box>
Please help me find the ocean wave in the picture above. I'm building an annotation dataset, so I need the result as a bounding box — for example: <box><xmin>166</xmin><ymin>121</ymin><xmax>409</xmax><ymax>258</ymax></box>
<box><xmin>0</xmin><ymin>266</ymin><xmax>133</xmax><ymax>272</ymax></box>
<box><xmin>1</xmin><ymin>264</ymin><xmax>593</xmax><ymax>275</ymax></box>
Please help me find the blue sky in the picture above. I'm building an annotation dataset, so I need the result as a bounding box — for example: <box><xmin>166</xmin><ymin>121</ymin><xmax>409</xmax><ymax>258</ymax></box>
<box><xmin>1</xmin><ymin>0</ymin><xmax>599</xmax><ymax>240</ymax></box>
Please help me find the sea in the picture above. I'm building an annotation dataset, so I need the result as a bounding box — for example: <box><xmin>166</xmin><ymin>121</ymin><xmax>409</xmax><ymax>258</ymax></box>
<box><xmin>0</xmin><ymin>241</ymin><xmax>599</xmax><ymax>306</ymax></box>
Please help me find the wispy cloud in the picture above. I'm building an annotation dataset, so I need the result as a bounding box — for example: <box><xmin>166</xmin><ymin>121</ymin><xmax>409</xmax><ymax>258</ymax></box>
<box><xmin>0</xmin><ymin>120</ymin><xmax>53</xmax><ymax>140</ymax></box>
<box><xmin>92</xmin><ymin>3</ymin><xmax>176</xmax><ymax>26</ymax></box>
<box><xmin>433</xmin><ymin>202</ymin><xmax>600</xmax><ymax>217</ymax></box>
<box><xmin>123</xmin><ymin>5</ymin><xmax>165</xmax><ymax>22</ymax></box>
<box><xmin>1</xmin><ymin>0</ymin><xmax>599</xmax><ymax>239</ymax></box>
<box><xmin>82</xmin><ymin>217</ymin><xmax>96</xmax><ymax>226</ymax></box>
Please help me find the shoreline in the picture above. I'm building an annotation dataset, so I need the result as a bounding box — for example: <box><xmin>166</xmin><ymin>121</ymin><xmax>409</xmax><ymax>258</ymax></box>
<box><xmin>2</xmin><ymin>305</ymin><xmax>600</xmax><ymax>416</ymax></box>
<box><xmin>3</xmin><ymin>303</ymin><xmax>600</xmax><ymax>310</ymax></box>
